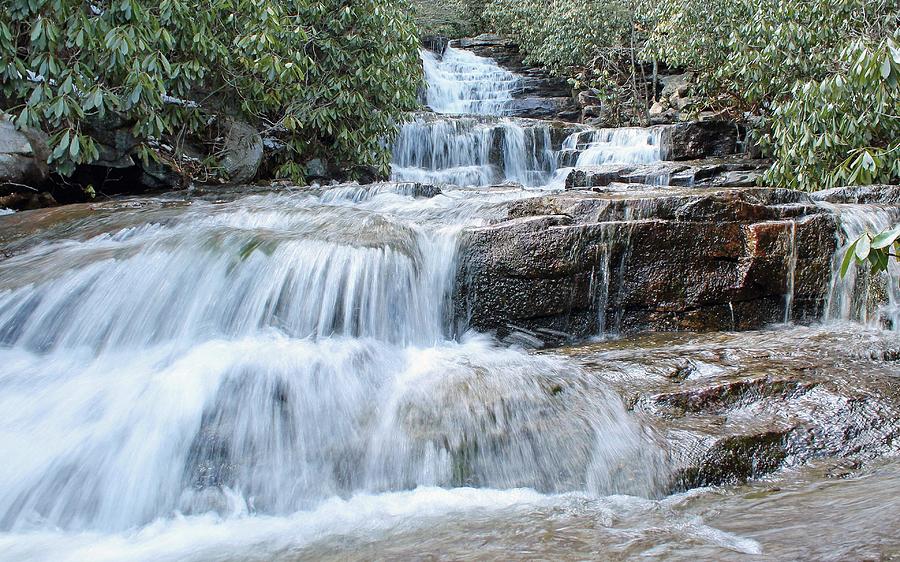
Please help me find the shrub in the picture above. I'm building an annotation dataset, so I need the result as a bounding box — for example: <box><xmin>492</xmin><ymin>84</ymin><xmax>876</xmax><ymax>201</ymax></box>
<box><xmin>0</xmin><ymin>0</ymin><xmax>422</xmax><ymax>182</ymax></box>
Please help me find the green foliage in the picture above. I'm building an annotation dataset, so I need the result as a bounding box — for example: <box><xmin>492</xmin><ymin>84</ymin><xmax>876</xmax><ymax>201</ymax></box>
<box><xmin>765</xmin><ymin>34</ymin><xmax>900</xmax><ymax>190</ymax></box>
<box><xmin>483</xmin><ymin>0</ymin><xmax>652</xmax><ymax>122</ymax></box>
<box><xmin>484</xmin><ymin>0</ymin><xmax>642</xmax><ymax>77</ymax></box>
<box><xmin>480</xmin><ymin>0</ymin><xmax>899</xmax><ymax>191</ymax></box>
<box><xmin>645</xmin><ymin>0</ymin><xmax>899</xmax><ymax>191</ymax></box>
<box><xmin>842</xmin><ymin>225</ymin><xmax>900</xmax><ymax>282</ymax></box>
<box><xmin>413</xmin><ymin>0</ymin><xmax>484</xmax><ymax>38</ymax></box>
<box><xmin>0</xmin><ymin>0</ymin><xmax>422</xmax><ymax>181</ymax></box>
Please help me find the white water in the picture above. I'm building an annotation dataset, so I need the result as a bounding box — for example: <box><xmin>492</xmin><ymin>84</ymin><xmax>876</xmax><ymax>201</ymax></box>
<box><xmin>393</xmin><ymin>48</ymin><xmax>666</xmax><ymax>188</ymax></box>
<box><xmin>3</xmin><ymin>43</ymin><xmax>898</xmax><ymax>562</ymax></box>
<box><xmin>391</xmin><ymin>116</ymin><xmax>558</xmax><ymax>187</ymax></box>
<box><xmin>560</xmin><ymin>128</ymin><xmax>666</xmax><ymax>167</ymax></box>
<box><xmin>422</xmin><ymin>47</ymin><xmax>521</xmax><ymax>116</ymax></box>
<box><xmin>824</xmin><ymin>203</ymin><xmax>900</xmax><ymax>331</ymax></box>
<box><xmin>0</xmin><ymin>186</ymin><xmax>666</xmax><ymax>560</ymax></box>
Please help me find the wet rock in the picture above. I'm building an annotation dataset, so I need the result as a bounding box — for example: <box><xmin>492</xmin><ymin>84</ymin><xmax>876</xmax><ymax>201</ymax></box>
<box><xmin>564</xmin><ymin>158</ymin><xmax>769</xmax><ymax>190</ymax></box>
<box><xmin>505</xmin><ymin>98</ymin><xmax>575</xmax><ymax>120</ymax></box>
<box><xmin>810</xmin><ymin>184</ymin><xmax>900</xmax><ymax>206</ymax></box>
<box><xmin>0</xmin><ymin>191</ymin><xmax>57</xmax><ymax>211</ymax></box>
<box><xmin>665</xmin><ymin>121</ymin><xmax>741</xmax><ymax>160</ymax></box>
<box><xmin>563</xmin><ymin>327</ymin><xmax>900</xmax><ymax>490</ymax></box>
<box><xmin>453</xmin><ymin>186</ymin><xmax>839</xmax><ymax>341</ymax></box>
<box><xmin>421</xmin><ymin>35</ymin><xmax>449</xmax><ymax>55</ymax></box>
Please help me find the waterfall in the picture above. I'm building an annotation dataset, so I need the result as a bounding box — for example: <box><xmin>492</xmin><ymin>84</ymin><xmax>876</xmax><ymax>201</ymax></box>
<box><xmin>559</xmin><ymin>128</ymin><xmax>666</xmax><ymax>167</ymax></box>
<box><xmin>823</xmin><ymin>204</ymin><xmax>900</xmax><ymax>330</ymax></box>
<box><xmin>0</xmin><ymin>188</ymin><xmax>666</xmax><ymax>538</ymax></box>
<box><xmin>421</xmin><ymin>47</ymin><xmax>521</xmax><ymax>116</ymax></box>
<box><xmin>391</xmin><ymin>116</ymin><xmax>558</xmax><ymax>187</ymax></box>
<box><xmin>396</xmin><ymin>47</ymin><xmax>667</xmax><ymax>189</ymax></box>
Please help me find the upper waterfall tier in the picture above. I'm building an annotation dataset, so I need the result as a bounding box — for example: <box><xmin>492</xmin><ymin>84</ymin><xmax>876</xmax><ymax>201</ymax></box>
<box><xmin>391</xmin><ymin>115</ymin><xmax>668</xmax><ymax>188</ymax></box>
<box><xmin>422</xmin><ymin>47</ymin><xmax>522</xmax><ymax>116</ymax></box>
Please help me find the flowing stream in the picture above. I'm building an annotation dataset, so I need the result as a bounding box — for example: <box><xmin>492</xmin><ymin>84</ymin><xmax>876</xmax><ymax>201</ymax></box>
<box><xmin>0</xmin><ymin>46</ymin><xmax>898</xmax><ymax>561</ymax></box>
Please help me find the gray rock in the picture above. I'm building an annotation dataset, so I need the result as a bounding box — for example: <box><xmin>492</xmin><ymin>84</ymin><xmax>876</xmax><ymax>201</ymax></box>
<box><xmin>660</xmin><ymin>72</ymin><xmax>694</xmax><ymax>99</ymax></box>
<box><xmin>664</xmin><ymin>121</ymin><xmax>741</xmax><ymax>160</ymax></box>
<box><xmin>810</xmin><ymin>184</ymin><xmax>900</xmax><ymax>205</ymax></box>
<box><xmin>220</xmin><ymin>117</ymin><xmax>263</xmax><ymax>185</ymax></box>
<box><xmin>305</xmin><ymin>158</ymin><xmax>329</xmax><ymax>179</ymax></box>
<box><xmin>0</xmin><ymin>118</ymin><xmax>49</xmax><ymax>188</ymax></box>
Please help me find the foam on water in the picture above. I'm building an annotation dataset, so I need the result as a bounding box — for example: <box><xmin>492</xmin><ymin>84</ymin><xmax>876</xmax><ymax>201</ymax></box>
<box><xmin>0</xmin><ymin>186</ymin><xmax>667</xmax><ymax>562</ymax></box>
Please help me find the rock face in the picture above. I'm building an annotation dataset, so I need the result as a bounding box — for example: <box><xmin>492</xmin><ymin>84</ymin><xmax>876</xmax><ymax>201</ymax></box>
<box><xmin>220</xmin><ymin>117</ymin><xmax>264</xmax><ymax>185</ymax></box>
<box><xmin>664</xmin><ymin>121</ymin><xmax>741</xmax><ymax>160</ymax></box>
<box><xmin>563</xmin><ymin>326</ymin><xmax>900</xmax><ymax>489</ymax></box>
<box><xmin>0</xmin><ymin>118</ymin><xmax>48</xmax><ymax>188</ymax></box>
<box><xmin>811</xmin><ymin>184</ymin><xmax>900</xmax><ymax>206</ymax></box>
<box><xmin>564</xmin><ymin>157</ymin><xmax>769</xmax><ymax>189</ymax></box>
<box><xmin>453</xmin><ymin>185</ymin><xmax>843</xmax><ymax>344</ymax></box>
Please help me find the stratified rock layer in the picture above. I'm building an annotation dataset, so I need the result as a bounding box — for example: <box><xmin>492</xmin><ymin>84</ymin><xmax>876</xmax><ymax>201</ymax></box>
<box><xmin>452</xmin><ymin>185</ymin><xmax>874</xmax><ymax>344</ymax></box>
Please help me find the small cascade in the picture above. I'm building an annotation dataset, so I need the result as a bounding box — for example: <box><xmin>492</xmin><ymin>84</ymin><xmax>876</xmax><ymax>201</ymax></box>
<box><xmin>558</xmin><ymin>128</ymin><xmax>666</xmax><ymax>167</ymax></box>
<box><xmin>421</xmin><ymin>47</ymin><xmax>521</xmax><ymax>116</ymax></box>
<box><xmin>0</xmin><ymin>187</ymin><xmax>666</xmax><ymax>536</ymax></box>
<box><xmin>824</xmin><ymin>204</ymin><xmax>900</xmax><ymax>330</ymax></box>
<box><xmin>395</xmin><ymin>46</ymin><xmax>670</xmax><ymax>189</ymax></box>
<box><xmin>591</xmin><ymin>223</ymin><xmax>635</xmax><ymax>337</ymax></box>
<box><xmin>784</xmin><ymin>221</ymin><xmax>798</xmax><ymax>323</ymax></box>
<box><xmin>391</xmin><ymin>116</ymin><xmax>557</xmax><ymax>187</ymax></box>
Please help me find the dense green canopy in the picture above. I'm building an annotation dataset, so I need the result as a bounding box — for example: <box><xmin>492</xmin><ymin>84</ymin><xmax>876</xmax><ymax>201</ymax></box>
<box><xmin>1</xmin><ymin>0</ymin><xmax>423</xmax><ymax>180</ymax></box>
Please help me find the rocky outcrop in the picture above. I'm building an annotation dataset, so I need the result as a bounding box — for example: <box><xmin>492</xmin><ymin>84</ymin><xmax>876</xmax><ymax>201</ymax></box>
<box><xmin>453</xmin><ymin>185</ymin><xmax>843</xmax><ymax>345</ymax></box>
<box><xmin>220</xmin><ymin>117</ymin><xmax>264</xmax><ymax>185</ymax></box>
<box><xmin>563</xmin><ymin>326</ymin><xmax>900</xmax><ymax>489</ymax></box>
<box><xmin>664</xmin><ymin>121</ymin><xmax>741</xmax><ymax>160</ymax></box>
<box><xmin>564</xmin><ymin>157</ymin><xmax>769</xmax><ymax>189</ymax></box>
<box><xmin>0</xmin><ymin>118</ymin><xmax>49</xmax><ymax>189</ymax></box>
<box><xmin>811</xmin><ymin>184</ymin><xmax>900</xmax><ymax>206</ymax></box>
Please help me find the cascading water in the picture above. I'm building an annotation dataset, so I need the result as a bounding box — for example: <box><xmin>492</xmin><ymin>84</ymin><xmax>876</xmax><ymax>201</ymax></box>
<box><xmin>421</xmin><ymin>47</ymin><xmax>521</xmax><ymax>116</ymax></box>
<box><xmin>559</xmin><ymin>128</ymin><xmax>666</xmax><ymax>168</ymax></box>
<box><xmin>391</xmin><ymin>116</ymin><xmax>557</xmax><ymax>187</ymax></box>
<box><xmin>2</xmin><ymin>42</ymin><xmax>899</xmax><ymax>562</ymax></box>
<box><xmin>392</xmin><ymin>47</ymin><xmax>667</xmax><ymax>188</ymax></box>
<box><xmin>0</xmin><ymin>185</ymin><xmax>666</xmax><ymax>560</ymax></box>
<box><xmin>823</xmin><ymin>203</ymin><xmax>900</xmax><ymax>330</ymax></box>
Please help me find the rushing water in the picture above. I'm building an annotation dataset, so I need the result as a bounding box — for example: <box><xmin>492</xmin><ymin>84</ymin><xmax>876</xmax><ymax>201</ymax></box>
<box><xmin>2</xmin><ymin>45</ymin><xmax>899</xmax><ymax>562</ymax></box>
<box><xmin>393</xmin><ymin>47</ymin><xmax>666</xmax><ymax>188</ymax></box>
<box><xmin>421</xmin><ymin>46</ymin><xmax>521</xmax><ymax>116</ymax></box>
<box><xmin>0</xmin><ymin>186</ymin><xmax>668</xmax><ymax>559</ymax></box>
<box><xmin>823</xmin><ymin>203</ymin><xmax>900</xmax><ymax>330</ymax></box>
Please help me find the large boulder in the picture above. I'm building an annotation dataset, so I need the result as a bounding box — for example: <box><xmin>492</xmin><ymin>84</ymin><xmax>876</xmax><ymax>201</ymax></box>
<box><xmin>664</xmin><ymin>121</ymin><xmax>741</xmax><ymax>160</ymax></box>
<box><xmin>452</xmin><ymin>186</ymin><xmax>839</xmax><ymax>344</ymax></box>
<box><xmin>0</xmin><ymin>118</ymin><xmax>49</xmax><ymax>188</ymax></box>
<box><xmin>220</xmin><ymin>117</ymin><xmax>263</xmax><ymax>185</ymax></box>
